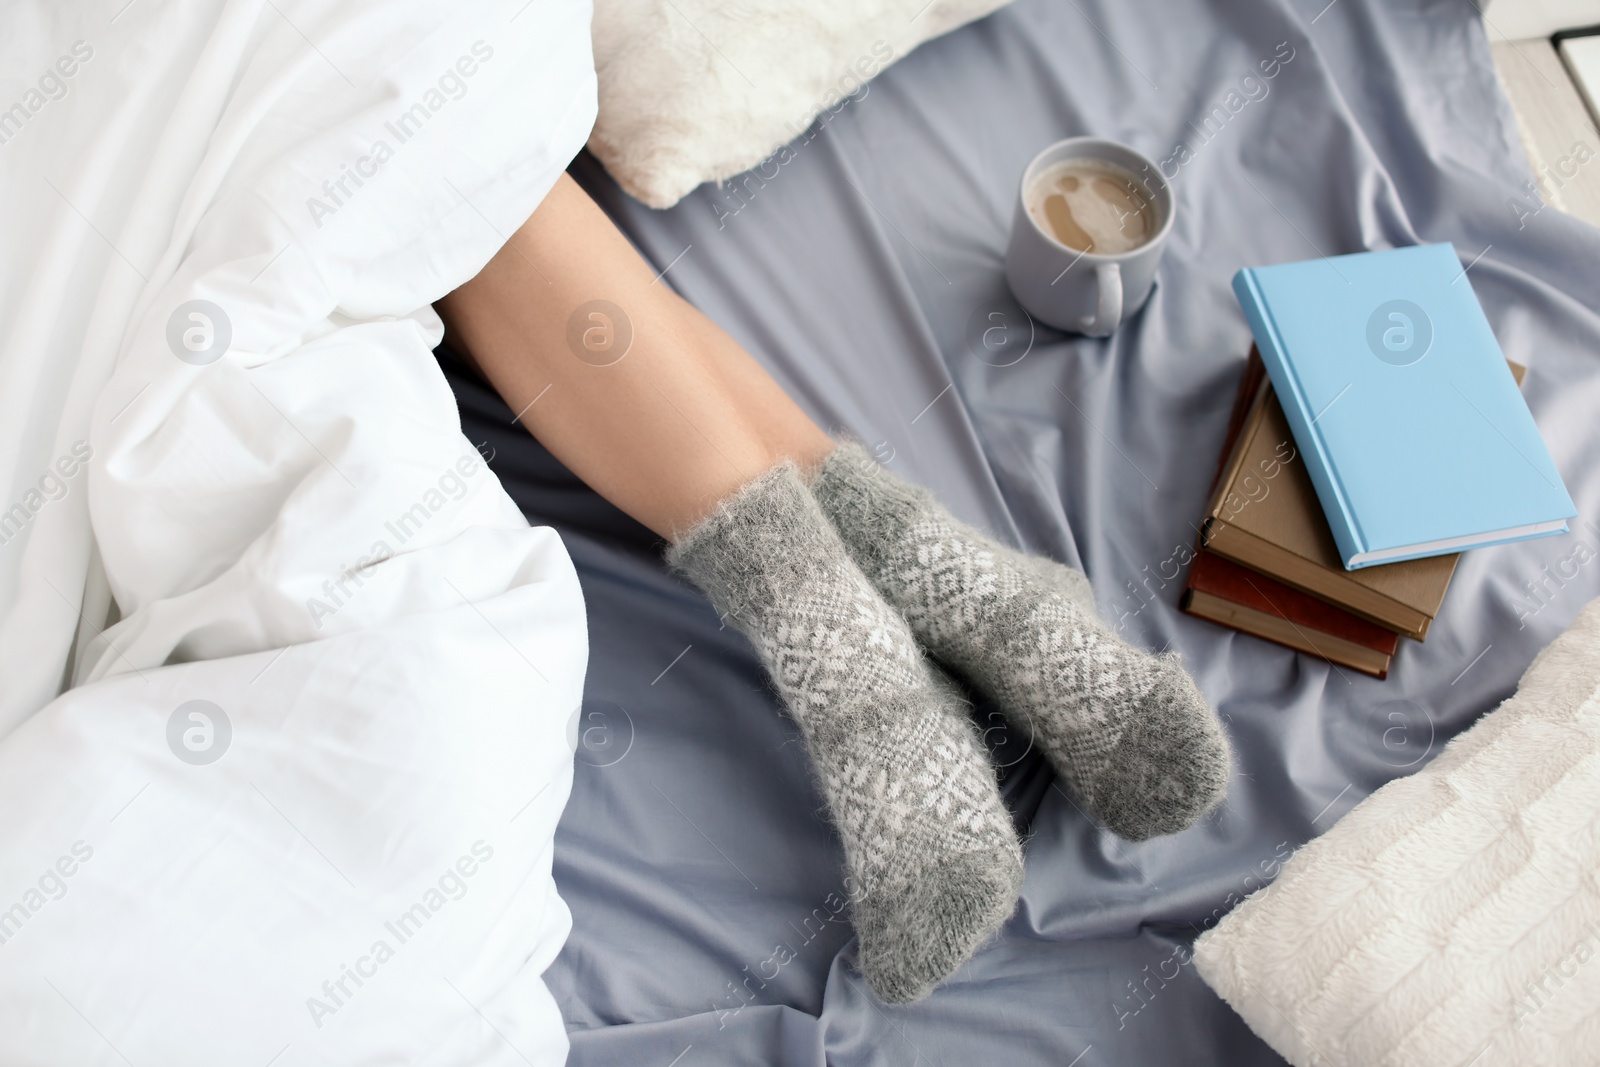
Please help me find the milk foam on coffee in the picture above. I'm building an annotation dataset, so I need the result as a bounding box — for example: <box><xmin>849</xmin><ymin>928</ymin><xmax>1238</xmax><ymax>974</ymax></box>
<box><xmin>1026</xmin><ymin>159</ymin><xmax>1156</xmax><ymax>255</ymax></box>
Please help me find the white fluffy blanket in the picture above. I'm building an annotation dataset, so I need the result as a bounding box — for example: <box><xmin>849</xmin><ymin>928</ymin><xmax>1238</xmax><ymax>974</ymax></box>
<box><xmin>1194</xmin><ymin>594</ymin><xmax>1600</xmax><ymax>1065</ymax></box>
<box><xmin>588</xmin><ymin>0</ymin><xmax>1012</xmax><ymax>207</ymax></box>
<box><xmin>0</xmin><ymin>1</ymin><xmax>596</xmax><ymax>1063</ymax></box>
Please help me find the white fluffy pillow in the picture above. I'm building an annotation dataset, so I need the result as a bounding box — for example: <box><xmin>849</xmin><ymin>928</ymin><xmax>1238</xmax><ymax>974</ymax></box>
<box><xmin>588</xmin><ymin>0</ymin><xmax>1012</xmax><ymax>208</ymax></box>
<box><xmin>1193</xmin><ymin>594</ymin><xmax>1600</xmax><ymax>1065</ymax></box>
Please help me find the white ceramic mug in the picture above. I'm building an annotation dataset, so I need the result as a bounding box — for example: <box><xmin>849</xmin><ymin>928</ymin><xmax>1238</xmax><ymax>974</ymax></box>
<box><xmin>1004</xmin><ymin>137</ymin><xmax>1174</xmax><ymax>336</ymax></box>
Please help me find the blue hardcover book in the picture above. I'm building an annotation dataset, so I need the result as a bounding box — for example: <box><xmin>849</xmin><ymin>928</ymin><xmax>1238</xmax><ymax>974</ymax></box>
<box><xmin>1233</xmin><ymin>243</ymin><xmax>1575</xmax><ymax>570</ymax></box>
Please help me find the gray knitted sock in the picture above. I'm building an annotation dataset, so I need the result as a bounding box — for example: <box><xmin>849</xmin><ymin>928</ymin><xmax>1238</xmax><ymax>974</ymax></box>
<box><xmin>665</xmin><ymin>462</ymin><xmax>1024</xmax><ymax>1004</ymax></box>
<box><xmin>810</xmin><ymin>443</ymin><xmax>1231</xmax><ymax>841</ymax></box>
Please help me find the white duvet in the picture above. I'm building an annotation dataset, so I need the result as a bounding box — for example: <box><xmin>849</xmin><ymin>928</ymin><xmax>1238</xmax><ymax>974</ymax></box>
<box><xmin>0</xmin><ymin>1</ymin><xmax>596</xmax><ymax>1063</ymax></box>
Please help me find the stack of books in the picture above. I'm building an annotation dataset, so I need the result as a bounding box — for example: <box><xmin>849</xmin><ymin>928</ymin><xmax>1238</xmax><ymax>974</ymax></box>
<box><xmin>1180</xmin><ymin>244</ymin><xmax>1576</xmax><ymax>678</ymax></box>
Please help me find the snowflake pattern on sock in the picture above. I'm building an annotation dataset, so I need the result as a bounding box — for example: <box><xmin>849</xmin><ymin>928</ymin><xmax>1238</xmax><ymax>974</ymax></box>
<box><xmin>667</xmin><ymin>462</ymin><xmax>1024</xmax><ymax>1002</ymax></box>
<box><xmin>813</xmin><ymin>443</ymin><xmax>1231</xmax><ymax>841</ymax></box>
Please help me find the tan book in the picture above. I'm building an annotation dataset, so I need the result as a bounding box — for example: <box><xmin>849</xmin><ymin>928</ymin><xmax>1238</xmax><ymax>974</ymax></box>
<box><xmin>1200</xmin><ymin>353</ymin><xmax>1525</xmax><ymax>640</ymax></box>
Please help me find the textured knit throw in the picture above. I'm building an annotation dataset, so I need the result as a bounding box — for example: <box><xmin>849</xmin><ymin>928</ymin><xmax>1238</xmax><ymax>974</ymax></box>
<box><xmin>1195</xmin><ymin>594</ymin><xmax>1600</xmax><ymax>1065</ymax></box>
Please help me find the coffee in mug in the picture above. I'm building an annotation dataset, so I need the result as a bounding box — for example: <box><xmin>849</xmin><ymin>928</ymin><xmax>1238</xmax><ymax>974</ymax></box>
<box><xmin>1025</xmin><ymin>159</ymin><xmax>1156</xmax><ymax>255</ymax></box>
<box><xmin>1004</xmin><ymin>136</ymin><xmax>1174</xmax><ymax>336</ymax></box>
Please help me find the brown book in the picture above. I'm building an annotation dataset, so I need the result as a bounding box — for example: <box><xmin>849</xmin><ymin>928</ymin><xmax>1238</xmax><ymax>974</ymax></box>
<box><xmin>1182</xmin><ymin>551</ymin><xmax>1399</xmax><ymax>678</ymax></box>
<box><xmin>1206</xmin><ymin>345</ymin><xmax>1270</xmax><ymax>495</ymax></box>
<box><xmin>1199</xmin><ymin>351</ymin><xmax>1528</xmax><ymax>640</ymax></box>
<box><xmin>1183</xmin><ymin>351</ymin><xmax>1402</xmax><ymax>677</ymax></box>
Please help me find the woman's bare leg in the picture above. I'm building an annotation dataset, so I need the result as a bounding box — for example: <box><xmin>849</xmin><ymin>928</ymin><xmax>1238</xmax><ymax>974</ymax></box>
<box><xmin>437</xmin><ymin>176</ymin><xmax>1028</xmax><ymax>1005</ymax></box>
<box><xmin>436</xmin><ymin>173</ymin><xmax>833</xmax><ymax>540</ymax></box>
<box><xmin>436</xmin><ymin>171</ymin><xmax>1224</xmax><ymax>1003</ymax></box>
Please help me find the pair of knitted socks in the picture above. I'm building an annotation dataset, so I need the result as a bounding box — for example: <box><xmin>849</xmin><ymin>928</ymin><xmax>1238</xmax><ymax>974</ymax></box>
<box><xmin>665</xmin><ymin>443</ymin><xmax>1230</xmax><ymax>1004</ymax></box>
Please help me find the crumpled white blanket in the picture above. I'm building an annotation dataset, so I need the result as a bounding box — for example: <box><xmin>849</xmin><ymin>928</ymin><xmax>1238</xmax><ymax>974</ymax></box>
<box><xmin>0</xmin><ymin>1</ymin><xmax>597</xmax><ymax>1063</ymax></box>
<box><xmin>1195</xmin><ymin>594</ymin><xmax>1600</xmax><ymax>1066</ymax></box>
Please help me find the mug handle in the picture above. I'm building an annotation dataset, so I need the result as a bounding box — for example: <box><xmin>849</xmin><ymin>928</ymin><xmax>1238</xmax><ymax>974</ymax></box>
<box><xmin>1081</xmin><ymin>262</ymin><xmax>1123</xmax><ymax>336</ymax></box>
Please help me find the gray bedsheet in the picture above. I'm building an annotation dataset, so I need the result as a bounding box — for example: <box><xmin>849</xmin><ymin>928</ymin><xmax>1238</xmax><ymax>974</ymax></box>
<box><xmin>448</xmin><ymin>0</ymin><xmax>1600</xmax><ymax>1062</ymax></box>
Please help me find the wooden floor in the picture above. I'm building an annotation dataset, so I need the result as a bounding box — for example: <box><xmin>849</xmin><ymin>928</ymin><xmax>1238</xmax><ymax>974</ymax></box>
<box><xmin>1490</xmin><ymin>36</ymin><xmax>1600</xmax><ymax>227</ymax></box>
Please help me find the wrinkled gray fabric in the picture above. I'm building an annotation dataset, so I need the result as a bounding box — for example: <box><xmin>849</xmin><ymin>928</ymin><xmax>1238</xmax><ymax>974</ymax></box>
<box><xmin>450</xmin><ymin>0</ymin><xmax>1600</xmax><ymax>1062</ymax></box>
